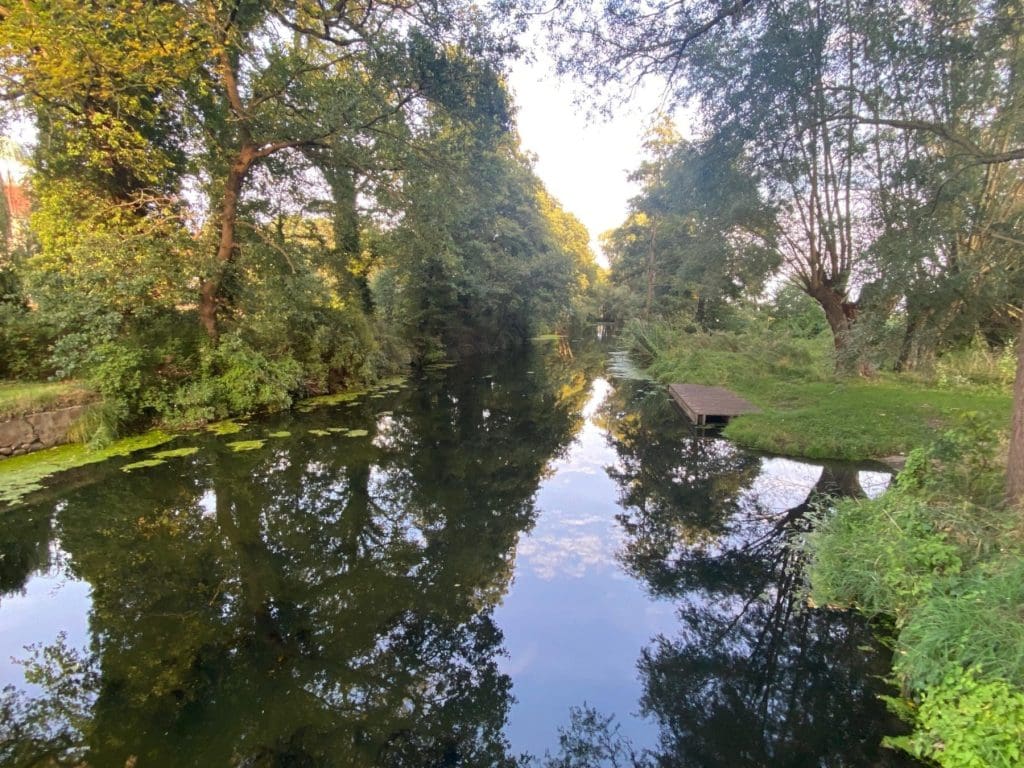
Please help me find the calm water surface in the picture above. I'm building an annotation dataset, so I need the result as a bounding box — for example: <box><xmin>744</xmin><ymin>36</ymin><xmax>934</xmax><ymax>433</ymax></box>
<box><xmin>0</xmin><ymin>341</ymin><xmax>917</xmax><ymax>766</ymax></box>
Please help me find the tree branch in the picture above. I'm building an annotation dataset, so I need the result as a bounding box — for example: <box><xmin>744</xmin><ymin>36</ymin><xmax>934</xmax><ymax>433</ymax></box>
<box><xmin>829</xmin><ymin>113</ymin><xmax>1024</xmax><ymax>164</ymax></box>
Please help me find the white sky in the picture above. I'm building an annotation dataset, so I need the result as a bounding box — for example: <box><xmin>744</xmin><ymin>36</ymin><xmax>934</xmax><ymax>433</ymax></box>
<box><xmin>508</xmin><ymin>53</ymin><xmax>690</xmax><ymax>267</ymax></box>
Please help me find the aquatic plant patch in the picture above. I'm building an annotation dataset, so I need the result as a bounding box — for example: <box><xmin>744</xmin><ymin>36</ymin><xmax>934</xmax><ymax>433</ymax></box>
<box><xmin>0</xmin><ymin>431</ymin><xmax>175</xmax><ymax>508</ymax></box>
<box><xmin>226</xmin><ymin>440</ymin><xmax>265</xmax><ymax>452</ymax></box>
<box><xmin>121</xmin><ymin>459</ymin><xmax>167</xmax><ymax>472</ymax></box>
<box><xmin>151</xmin><ymin>447</ymin><xmax>200</xmax><ymax>459</ymax></box>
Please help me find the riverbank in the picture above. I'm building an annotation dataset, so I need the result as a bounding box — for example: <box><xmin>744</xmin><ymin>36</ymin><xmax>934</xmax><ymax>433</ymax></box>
<box><xmin>807</xmin><ymin>435</ymin><xmax>1024</xmax><ymax>766</ymax></box>
<box><xmin>0</xmin><ymin>376</ymin><xmax>407</xmax><ymax>509</ymax></box>
<box><xmin>632</xmin><ymin>324</ymin><xmax>1012</xmax><ymax>461</ymax></box>
<box><xmin>629</xmin><ymin>322</ymin><xmax>1023</xmax><ymax>766</ymax></box>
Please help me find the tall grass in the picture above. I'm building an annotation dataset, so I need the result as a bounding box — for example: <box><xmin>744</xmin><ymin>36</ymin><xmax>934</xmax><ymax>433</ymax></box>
<box><xmin>807</xmin><ymin>426</ymin><xmax>1024</xmax><ymax>767</ymax></box>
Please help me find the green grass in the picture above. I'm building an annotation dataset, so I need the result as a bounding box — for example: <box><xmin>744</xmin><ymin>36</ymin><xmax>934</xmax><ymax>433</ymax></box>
<box><xmin>640</xmin><ymin>328</ymin><xmax>1012</xmax><ymax>460</ymax></box>
<box><xmin>724</xmin><ymin>380</ymin><xmax>1010</xmax><ymax>460</ymax></box>
<box><xmin>0</xmin><ymin>380</ymin><xmax>94</xmax><ymax>420</ymax></box>
<box><xmin>805</xmin><ymin>421</ymin><xmax>1024</xmax><ymax>767</ymax></box>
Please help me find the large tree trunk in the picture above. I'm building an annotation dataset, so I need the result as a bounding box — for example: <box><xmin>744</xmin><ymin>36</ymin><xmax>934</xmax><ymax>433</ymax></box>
<box><xmin>199</xmin><ymin>151</ymin><xmax>253</xmax><ymax>342</ymax></box>
<box><xmin>806</xmin><ymin>282</ymin><xmax>852</xmax><ymax>350</ymax></box>
<box><xmin>1007</xmin><ymin>316</ymin><xmax>1024</xmax><ymax>507</ymax></box>
<box><xmin>805</xmin><ymin>281</ymin><xmax>869</xmax><ymax>375</ymax></box>
<box><xmin>894</xmin><ymin>308</ymin><xmax>930</xmax><ymax>372</ymax></box>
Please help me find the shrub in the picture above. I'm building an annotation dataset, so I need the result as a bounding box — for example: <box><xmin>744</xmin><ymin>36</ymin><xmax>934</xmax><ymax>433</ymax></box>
<box><xmin>898</xmin><ymin>558</ymin><xmax>1024</xmax><ymax>690</ymax></box>
<box><xmin>888</xmin><ymin>667</ymin><xmax>1024</xmax><ymax>768</ymax></box>
<box><xmin>807</xmin><ymin>488</ymin><xmax>962</xmax><ymax>624</ymax></box>
<box><xmin>170</xmin><ymin>333</ymin><xmax>303</xmax><ymax>425</ymax></box>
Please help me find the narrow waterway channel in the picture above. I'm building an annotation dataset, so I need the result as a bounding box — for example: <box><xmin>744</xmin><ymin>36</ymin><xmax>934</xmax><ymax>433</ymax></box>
<box><xmin>0</xmin><ymin>338</ymin><xmax>918</xmax><ymax>766</ymax></box>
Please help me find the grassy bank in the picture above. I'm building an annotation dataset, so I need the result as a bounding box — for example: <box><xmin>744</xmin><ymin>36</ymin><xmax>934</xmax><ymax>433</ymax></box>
<box><xmin>0</xmin><ymin>380</ymin><xmax>94</xmax><ymax>420</ymax></box>
<box><xmin>633</xmin><ymin>323</ymin><xmax>1012</xmax><ymax>461</ymax></box>
<box><xmin>628</xmin><ymin>321</ymin><xmax>1022</xmax><ymax>765</ymax></box>
<box><xmin>807</xmin><ymin>432</ymin><xmax>1024</xmax><ymax>766</ymax></box>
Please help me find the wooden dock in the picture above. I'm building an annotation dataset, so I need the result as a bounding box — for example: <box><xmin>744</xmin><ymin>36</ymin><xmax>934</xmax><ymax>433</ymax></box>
<box><xmin>668</xmin><ymin>383</ymin><xmax>760</xmax><ymax>426</ymax></box>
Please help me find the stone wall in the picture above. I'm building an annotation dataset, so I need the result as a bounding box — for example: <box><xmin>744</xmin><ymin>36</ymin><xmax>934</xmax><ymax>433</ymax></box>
<box><xmin>0</xmin><ymin>405</ymin><xmax>91</xmax><ymax>457</ymax></box>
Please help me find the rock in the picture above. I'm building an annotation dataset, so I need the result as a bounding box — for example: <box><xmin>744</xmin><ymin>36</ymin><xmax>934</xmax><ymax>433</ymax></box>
<box><xmin>0</xmin><ymin>404</ymin><xmax>91</xmax><ymax>459</ymax></box>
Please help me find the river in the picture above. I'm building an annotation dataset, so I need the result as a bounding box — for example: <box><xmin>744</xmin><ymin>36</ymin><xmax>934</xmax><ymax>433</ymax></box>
<box><xmin>0</xmin><ymin>339</ymin><xmax>918</xmax><ymax>766</ymax></box>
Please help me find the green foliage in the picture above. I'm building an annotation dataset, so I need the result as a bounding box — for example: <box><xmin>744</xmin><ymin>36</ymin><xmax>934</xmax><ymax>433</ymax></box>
<box><xmin>604</xmin><ymin>136</ymin><xmax>777</xmax><ymax>328</ymax></box>
<box><xmin>807</xmin><ymin>421</ymin><xmax>1024</xmax><ymax>766</ymax></box>
<box><xmin>768</xmin><ymin>284</ymin><xmax>829</xmax><ymax>339</ymax></box>
<box><xmin>935</xmin><ymin>340</ymin><xmax>1018</xmax><ymax>391</ymax></box>
<box><xmin>0</xmin><ymin>268</ymin><xmax>53</xmax><ymax>380</ymax></box>
<box><xmin>887</xmin><ymin>667</ymin><xmax>1024</xmax><ymax>768</ymax></box>
<box><xmin>172</xmin><ymin>335</ymin><xmax>302</xmax><ymax>425</ymax></box>
<box><xmin>0</xmin><ymin>0</ymin><xmax>549</xmax><ymax>433</ymax></box>
<box><xmin>634</xmin><ymin>318</ymin><xmax>1011</xmax><ymax>460</ymax></box>
<box><xmin>808</xmin><ymin>489</ymin><xmax>962</xmax><ymax>624</ymax></box>
<box><xmin>370</xmin><ymin>69</ymin><xmax>598</xmax><ymax>360</ymax></box>
<box><xmin>899</xmin><ymin>559</ymin><xmax>1024</xmax><ymax>690</ymax></box>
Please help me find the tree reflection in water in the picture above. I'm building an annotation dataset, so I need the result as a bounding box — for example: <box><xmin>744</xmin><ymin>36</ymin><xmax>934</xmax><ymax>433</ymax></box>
<box><xmin>1</xmin><ymin>350</ymin><xmax>920</xmax><ymax>767</ymax></box>
<box><xmin>599</xmin><ymin>381</ymin><xmax>917</xmax><ymax>768</ymax></box>
<box><xmin>0</xmin><ymin>348</ymin><xmax>590</xmax><ymax>767</ymax></box>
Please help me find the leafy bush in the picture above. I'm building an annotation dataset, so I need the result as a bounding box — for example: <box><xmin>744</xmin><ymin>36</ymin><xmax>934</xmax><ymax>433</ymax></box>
<box><xmin>171</xmin><ymin>333</ymin><xmax>303</xmax><ymax>425</ymax></box>
<box><xmin>934</xmin><ymin>337</ymin><xmax>1017</xmax><ymax>391</ymax></box>
<box><xmin>768</xmin><ymin>283</ymin><xmax>828</xmax><ymax>339</ymax></box>
<box><xmin>887</xmin><ymin>667</ymin><xmax>1024</xmax><ymax>768</ymax></box>
<box><xmin>0</xmin><ymin>302</ymin><xmax>53</xmax><ymax>380</ymax></box>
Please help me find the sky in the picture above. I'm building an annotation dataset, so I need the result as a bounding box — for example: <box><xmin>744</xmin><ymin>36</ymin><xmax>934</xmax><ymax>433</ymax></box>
<box><xmin>507</xmin><ymin>54</ymin><xmax>684</xmax><ymax>266</ymax></box>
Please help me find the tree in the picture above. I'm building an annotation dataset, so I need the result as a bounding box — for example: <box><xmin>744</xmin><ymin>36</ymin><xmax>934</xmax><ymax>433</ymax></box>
<box><xmin>552</xmin><ymin>0</ymin><xmax>1024</xmax><ymax>501</ymax></box>
<box><xmin>605</xmin><ymin>128</ymin><xmax>777</xmax><ymax>327</ymax></box>
<box><xmin>372</xmin><ymin>67</ymin><xmax>597</xmax><ymax>360</ymax></box>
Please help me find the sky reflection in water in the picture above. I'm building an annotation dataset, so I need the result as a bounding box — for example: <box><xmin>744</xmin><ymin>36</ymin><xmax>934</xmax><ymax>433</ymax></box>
<box><xmin>0</xmin><ymin>344</ymin><xmax>914</xmax><ymax>766</ymax></box>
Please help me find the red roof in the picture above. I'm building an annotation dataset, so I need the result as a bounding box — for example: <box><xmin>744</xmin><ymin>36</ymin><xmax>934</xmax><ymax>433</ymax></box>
<box><xmin>2</xmin><ymin>180</ymin><xmax>29</xmax><ymax>219</ymax></box>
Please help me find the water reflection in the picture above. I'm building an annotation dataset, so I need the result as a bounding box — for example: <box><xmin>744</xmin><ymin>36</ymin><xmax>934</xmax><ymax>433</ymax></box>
<box><xmin>599</xmin><ymin>380</ymin><xmax>915</xmax><ymax>767</ymax></box>
<box><xmin>1</xmin><ymin>350</ymin><xmax>590</xmax><ymax>767</ymax></box>
<box><xmin>0</xmin><ymin>345</ymin><xmax>917</xmax><ymax>766</ymax></box>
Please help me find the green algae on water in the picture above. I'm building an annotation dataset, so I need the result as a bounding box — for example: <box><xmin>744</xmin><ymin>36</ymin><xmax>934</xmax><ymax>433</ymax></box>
<box><xmin>122</xmin><ymin>458</ymin><xmax>167</xmax><ymax>472</ymax></box>
<box><xmin>151</xmin><ymin>446</ymin><xmax>199</xmax><ymax>459</ymax></box>
<box><xmin>267</xmin><ymin>431</ymin><xmax>291</xmax><ymax>438</ymax></box>
<box><xmin>327</xmin><ymin>427</ymin><xmax>349</xmax><ymax>434</ymax></box>
<box><xmin>376</xmin><ymin>375</ymin><xmax>408</xmax><ymax>389</ymax></box>
<box><xmin>207</xmin><ymin>420</ymin><xmax>245</xmax><ymax>436</ymax></box>
<box><xmin>308</xmin><ymin>429</ymin><xmax>330</xmax><ymax>437</ymax></box>
<box><xmin>299</xmin><ymin>389</ymin><xmax>367</xmax><ymax>410</ymax></box>
<box><xmin>345</xmin><ymin>429</ymin><xmax>369</xmax><ymax>438</ymax></box>
<box><xmin>226</xmin><ymin>440</ymin><xmax>265</xmax><ymax>452</ymax></box>
<box><xmin>0</xmin><ymin>430</ymin><xmax>175</xmax><ymax>508</ymax></box>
